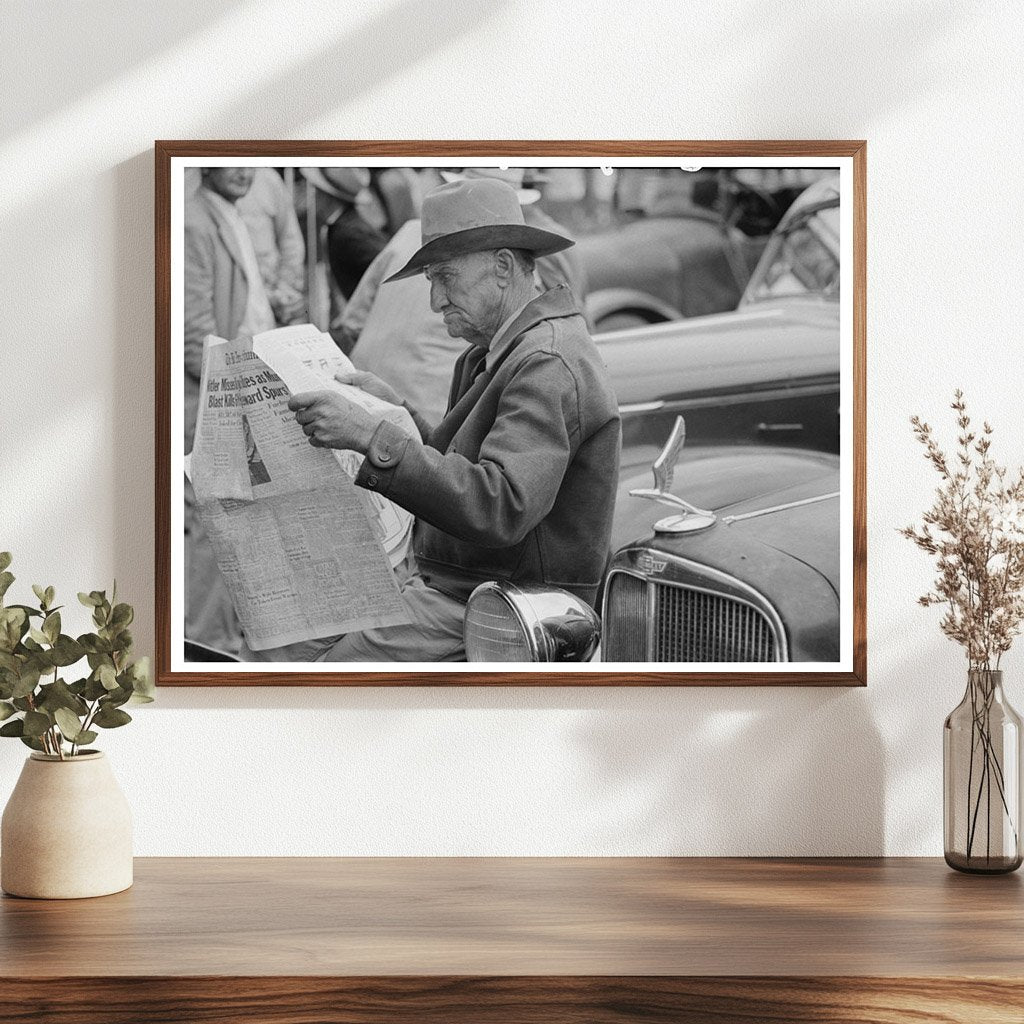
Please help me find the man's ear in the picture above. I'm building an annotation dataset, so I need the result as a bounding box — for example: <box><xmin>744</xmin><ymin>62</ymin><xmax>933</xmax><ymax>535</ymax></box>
<box><xmin>493</xmin><ymin>248</ymin><xmax>516</xmax><ymax>288</ymax></box>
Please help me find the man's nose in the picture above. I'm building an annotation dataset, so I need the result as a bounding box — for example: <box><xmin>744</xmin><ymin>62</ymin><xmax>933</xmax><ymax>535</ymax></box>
<box><xmin>428</xmin><ymin>278</ymin><xmax>445</xmax><ymax>313</ymax></box>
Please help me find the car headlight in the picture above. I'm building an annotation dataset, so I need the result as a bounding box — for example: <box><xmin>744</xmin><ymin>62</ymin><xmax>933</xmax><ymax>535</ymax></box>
<box><xmin>464</xmin><ymin>582</ymin><xmax>601</xmax><ymax>663</ymax></box>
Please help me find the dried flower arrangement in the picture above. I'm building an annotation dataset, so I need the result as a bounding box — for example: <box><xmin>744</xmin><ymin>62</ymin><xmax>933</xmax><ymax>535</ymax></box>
<box><xmin>901</xmin><ymin>390</ymin><xmax>1024</xmax><ymax>668</ymax></box>
<box><xmin>902</xmin><ymin>390</ymin><xmax>1024</xmax><ymax>869</ymax></box>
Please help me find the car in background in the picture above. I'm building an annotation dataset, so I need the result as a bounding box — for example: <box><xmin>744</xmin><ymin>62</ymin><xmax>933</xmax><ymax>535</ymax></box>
<box><xmin>464</xmin><ymin>173</ymin><xmax>843</xmax><ymax>665</ymax></box>
<box><xmin>578</xmin><ymin>170</ymin><xmax>815</xmax><ymax>332</ymax></box>
<box><xmin>600</xmin><ymin>173</ymin><xmax>841</xmax><ymax>457</ymax></box>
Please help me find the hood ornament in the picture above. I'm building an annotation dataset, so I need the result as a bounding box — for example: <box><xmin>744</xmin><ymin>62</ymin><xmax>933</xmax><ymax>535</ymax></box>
<box><xmin>629</xmin><ymin>416</ymin><xmax>717</xmax><ymax>534</ymax></box>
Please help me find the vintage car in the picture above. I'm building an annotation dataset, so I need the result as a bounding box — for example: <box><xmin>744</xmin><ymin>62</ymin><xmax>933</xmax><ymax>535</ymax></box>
<box><xmin>578</xmin><ymin>170</ymin><xmax>811</xmax><ymax>333</ymax></box>
<box><xmin>463</xmin><ymin>174</ymin><xmax>842</xmax><ymax>664</ymax></box>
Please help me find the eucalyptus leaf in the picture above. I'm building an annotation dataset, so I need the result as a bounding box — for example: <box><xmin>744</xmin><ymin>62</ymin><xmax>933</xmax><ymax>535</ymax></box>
<box><xmin>8</xmin><ymin>604</ymin><xmax>43</xmax><ymax>619</ymax></box>
<box><xmin>75</xmin><ymin>730</ymin><xmax>98</xmax><ymax>746</ymax></box>
<box><xmin>82</xmin><ymin>637</ymin><xmax>113</xmax><ymax>657</ymax></box>
<box><xmin>31</xmin><ymin>584</ymin><xmax>47</xmax><ymax>608</ymax></box>
<box><xmin>0</xmin><ymin>719</ymin><xmax>24</xmax><ymax>738</ymax></box>
<box><xmin>37</xmin><ymin>679</ymin><xmax>88</xmax><ymax>717</ymax></box>
<box><xmin>12</xmin><ymin>666</ymin><xmax>41</xmax><ymax>699</ymax></box>
<box><xmin>103</xmin><ymin>685</ymin><xmax>132</xmax><ymax>709</ymax></box>
<box><xmin>1</xmin><ymin>607</ymin><xmax>27</xmax><ymax>650</ymax></box>
<box><xmin>129</xmin><ymin>656</ymin><xmax>154</xmax><ymax>698</ymax></box>
<box><xmin>50</xmin><ymin>635</ymin><xmax>85</xmax><ymax>667</ymax></box>
<box><xmin>28</xmin><ymin>627</ymin><xmax>49</xmax><ymax>646</ymax></box>
<box><xmin>0</xmin><ymin>552</ymin><xmax>11</xmax><ymax>573</ymax></box>
<box><xmin>42</xmin><ymin>611</ymin><xmax>60</xmax><ymax>644</ymax></box>
<box><xmin>22</xmin><ymin>710</ymin><xmax>51</xmax><ymax>738</ymax></box>
<box><xmin>0</xmin><ymin>572</ymin><xmax>14</xmax><ymax>601</ymax></box>
<box><xmin>12</xmin><ymin>697</ymin><xmax>33</xmax><ymax>712</ymax></box>
<box><xmin>83</xmin><ymin>675</ymin><xmax>108</xmax><ymax>701</ymax></box>
<box><xmin>0</xmin><ymin>701</ymin><xmax>15</xmax><ymax>721</ymax></box>
<box><xmin>44</xmin><ymin>586</ymin><xmax>55</xmax><ymax>608</ymax></box>
<box><xmin>53</xmin><ymin>706</ymin><xmax>82</xmax><ymax>738</ymax></box>
<box><xmin>19</xmin><ymin>735</ymin><xmax>45</xmax><ymax>752</ymax></box>
<box><xmin>98</xmin><ymin>664</ymin><xmax>118</xmax><ymax>691</ymax></box>
<box><xmin>78</xmin><ymin>592</ymin><xmax>100</xmax><ymax>608</ymax></box>
<box><xmin>110</xmin><ymin>603</ymin><xmax>133</xmax><ymax>629</ymax></box>
<box><xmin>93</xmin><ymin>705</ymin><xmax>132</xmax><ymax>729</ymax></box>
<box><xmin>53</xmin><ymin>707</ymin><xmax>85</xmax><ymax>741</ymax></box>
<box><xmin>0</xmin><ymin>652</ymin><xmax>18</xmax><ymax>674</ymax></box>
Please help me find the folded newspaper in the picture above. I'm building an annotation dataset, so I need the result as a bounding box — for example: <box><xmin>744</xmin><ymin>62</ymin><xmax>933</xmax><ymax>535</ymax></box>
<box><xmin>189</xmin><ymin>324</ymin><xmax>416</xmax><ymax>651</ymax></box>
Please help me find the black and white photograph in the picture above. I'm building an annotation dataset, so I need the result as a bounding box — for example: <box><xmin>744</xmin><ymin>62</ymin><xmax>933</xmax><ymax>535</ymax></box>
<box><xmin>159</xmin><ymin>146</ymin><xmax>862</xmax><ymax>683</ymax></box>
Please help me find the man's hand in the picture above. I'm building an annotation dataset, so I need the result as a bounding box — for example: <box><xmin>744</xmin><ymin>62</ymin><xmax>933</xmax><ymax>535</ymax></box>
<box><xmin>335</xmin><ymin>371</ymin><xmax>404</xmax><ymax>408</ymax></box>
<box><xmin>288</xmin><ymin>390</ymin><xmax>381</xmax><ymax>454</ymax></box>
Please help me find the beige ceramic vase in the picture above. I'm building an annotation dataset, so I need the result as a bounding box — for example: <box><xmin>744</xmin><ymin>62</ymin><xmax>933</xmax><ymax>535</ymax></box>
<box><xmin>1</xmin><ymin>751</ymin><xmax>133</xmax><ymax>899</ymax></box>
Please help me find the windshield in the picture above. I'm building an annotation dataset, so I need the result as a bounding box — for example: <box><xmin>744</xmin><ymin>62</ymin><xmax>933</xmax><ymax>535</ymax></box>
<box><xmin>744</xmin><ymin>201</ymin><xmax>840</xmax><ymax>303</ymax></box>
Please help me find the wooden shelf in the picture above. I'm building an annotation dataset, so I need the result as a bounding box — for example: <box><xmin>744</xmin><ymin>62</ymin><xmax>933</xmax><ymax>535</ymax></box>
<box><xmin>2</xmin><ymin>857</ymin><xmax>1022</xmax><ymax>1022</ymax></box>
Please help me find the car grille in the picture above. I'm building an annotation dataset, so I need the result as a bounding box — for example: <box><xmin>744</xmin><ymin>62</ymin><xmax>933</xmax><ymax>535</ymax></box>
<box><xmin>604</xmin><ymin>572</ymin><xmax>780</xmax><ymax>662</ymax></box>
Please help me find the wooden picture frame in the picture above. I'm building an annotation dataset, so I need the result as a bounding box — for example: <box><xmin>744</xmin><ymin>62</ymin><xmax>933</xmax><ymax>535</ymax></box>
<box><xmin>156</xmin><ymin>141</ymin><xmax>866</xmax><ymax>686</ymax></box>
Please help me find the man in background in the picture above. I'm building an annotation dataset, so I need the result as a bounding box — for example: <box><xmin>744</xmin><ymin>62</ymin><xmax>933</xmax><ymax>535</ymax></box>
<box><xmin>183</xmin><ymin>166</ymin><xmax>276</xmax><ymax>656</ymax></box>
<box><xmin>184</xmin><ymin>167</ymin><xmax>276</xmax><ymax>450</ymax></box>
<box><xmin>235</xmin><ymin>168</ymin><xmax>306</xmax><ymax>325</ymax></box>
<box><xmin>303</xmin><ymin>167</ymin><xmax>388</xmax><ymax>301</ymax></box>
<box><xmin>184</xmin><ymin>167</ymin><xmax>305</xmax><ymax>329</ymax></box>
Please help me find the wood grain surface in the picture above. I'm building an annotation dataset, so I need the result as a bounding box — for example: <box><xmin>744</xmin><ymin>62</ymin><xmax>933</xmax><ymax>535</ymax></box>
<box><xmin>1</xmin><ymin>858</ymin><xmax>1022</xmax><ymax>1021</ymax></box>
<box><xmin>155</xmin><ymin>139</ymin><xmax>867</xmax><ymax>688</ymax></box>
<box><xmin>0</xmin><ymin>976</ymin><xmax>1022</xmax><ymax>1024</ymax></box>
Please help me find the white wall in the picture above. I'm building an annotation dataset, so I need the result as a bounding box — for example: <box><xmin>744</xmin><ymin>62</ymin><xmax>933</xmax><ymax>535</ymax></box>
<box><xmin>1</xmin><ymin>0</ymin><xmax>1022</xmax><ymax>856</ymax></box>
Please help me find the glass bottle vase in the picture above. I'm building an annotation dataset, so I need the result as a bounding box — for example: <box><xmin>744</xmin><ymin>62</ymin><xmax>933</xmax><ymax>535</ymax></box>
<box><xmin>944</xmin><ymin>669</ymin><xmax>1023</xmax><ymax>873</ymax></box>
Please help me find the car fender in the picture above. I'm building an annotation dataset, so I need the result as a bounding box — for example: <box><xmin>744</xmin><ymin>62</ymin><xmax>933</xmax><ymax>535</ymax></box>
<box><xmin>586</xmin><ymin>288</ymin><xmax>682</xmax><ymax>331</ymax></box>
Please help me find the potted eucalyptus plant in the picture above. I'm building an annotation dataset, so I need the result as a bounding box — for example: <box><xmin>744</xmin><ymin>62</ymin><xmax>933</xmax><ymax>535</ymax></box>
<box><xmin>0</xmin><ymin>552</ymin><xmax>153</xmax><ymax>898</ymax></box>
<box><xmin>902</xmin><ymin>392</ymin><xmax>1024</xmax><ymax>873</ymax></box>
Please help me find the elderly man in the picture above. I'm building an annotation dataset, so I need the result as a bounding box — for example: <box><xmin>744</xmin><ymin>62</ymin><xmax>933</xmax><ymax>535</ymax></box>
<box><xmin>284</xmin><ymin>178</ymin><xmax>621</xmax><ymax>662</ymax></box>
<box><xmin>341</xmin><ymin>168</ymin><xmax>586</xmax><ymax>426</ymax></box>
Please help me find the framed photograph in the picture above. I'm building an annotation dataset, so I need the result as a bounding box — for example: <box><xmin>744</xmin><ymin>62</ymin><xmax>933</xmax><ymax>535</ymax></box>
<box><xmin>156</xmin><ymin>141</ymin><xmax>865</xmax><ymax>686</ymax></box>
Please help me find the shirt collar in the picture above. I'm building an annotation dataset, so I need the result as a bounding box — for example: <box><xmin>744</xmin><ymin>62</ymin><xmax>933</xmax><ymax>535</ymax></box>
<box><xmin>485</xmin><ymin>299</ymin><xmax>533</xmax><ymax>371</ymax></box>
<box><xmin>483</xmin><ymin>285</ymin><xmax>581</xmax><ymax>371</ymax></box>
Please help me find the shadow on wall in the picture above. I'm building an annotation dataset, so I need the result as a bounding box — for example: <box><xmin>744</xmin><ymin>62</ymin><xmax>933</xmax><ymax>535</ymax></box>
<box><xmin>144</xmin><ymin>680</ymin><xmax>885</xmax><ymax>857</ymax></box>
<box><xmin>199</xmin><ymin>0</ymin><xmax>502</xmax><ymax>137</ymax></box>
<box><xmin>1</xmin><ymin>1</ymin><xmax>241</xmax><ymax>139</ymax></box>
<box><xmin>112</xmin><ymin>151</ymin><xmax>157</xmax><ymax>658</ymax></box>
<box><xmin>726</xmin><ymin>0</ymin><xmax>972</xmax><ymax>131</ymax></box>
<box><xmin>569</xmin><ymin>686</ymin><xmax>885</xmax><ymax>856</ymax></box>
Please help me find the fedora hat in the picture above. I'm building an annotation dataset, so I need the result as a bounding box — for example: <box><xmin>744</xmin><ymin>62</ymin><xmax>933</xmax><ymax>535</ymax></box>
<box><xmin>302</xmin><ymin>167</ymin><xmax>370</xmax><ymax>203</ymax></box>
<box><xmin>384</xmin><ymin>178</ymin><xmax>573</xmax><ymax>283</ymax></box>
<box><xmin>439</xmin><ymin>167</ymin><xmax>540</xmax><ymax>205</ymax></box>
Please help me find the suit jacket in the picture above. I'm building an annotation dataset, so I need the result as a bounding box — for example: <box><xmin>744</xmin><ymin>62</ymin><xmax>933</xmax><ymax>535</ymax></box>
<box><xmin>183</xmin><ymin>188</ymin><xmax>249</xmax><ymax>451</ymax></box>
<box><xmin>355</xmin><ymin>286</ymin><xmax>621</xmax><ymax>608</ymax></box>
<box><xmin>325</xmin><ymin>206</ymin><xmax>388</xmax><ymax>299</ymax></box>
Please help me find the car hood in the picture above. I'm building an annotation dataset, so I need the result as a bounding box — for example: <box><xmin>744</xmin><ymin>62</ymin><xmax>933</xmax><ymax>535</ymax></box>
<box><xmin>598</xmin><ymin>299</ymin><xmax>839</xmax><ymax>407</ymax></box>
<box><xmin>614</xmin><ymin>447</ymin><xmax>840</xmax><ymax>592</ymax></box>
